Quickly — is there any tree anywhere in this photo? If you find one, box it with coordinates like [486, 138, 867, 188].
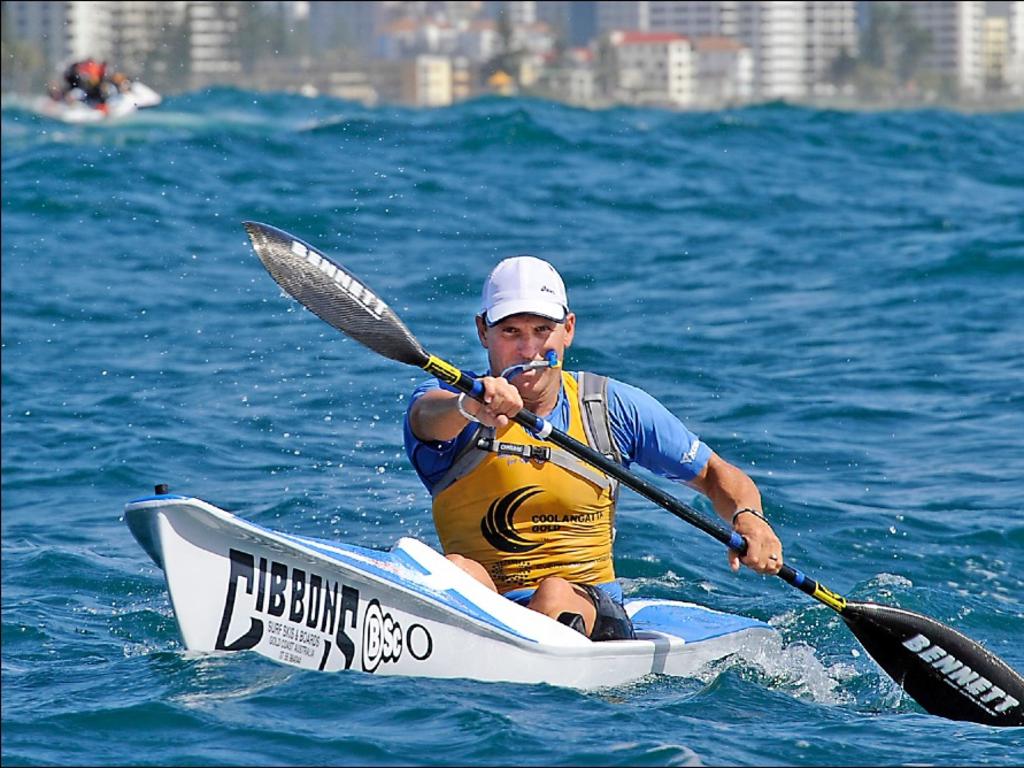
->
[895, 18, 931, 86]
[827, 46, 857, 88]
[858, 2, 932, 93]
[483, 7, 525, 87]
[497, 8, 514, 56]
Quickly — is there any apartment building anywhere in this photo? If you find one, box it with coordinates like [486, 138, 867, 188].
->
[649, 1, 739, 38]
[4, 0, 112, 66]
[693, 36, 754, 105]
[903, 0, 986, 95]
[495, 1, 536, 26]
[538, 47, 597, 106]
[597, 1, 650, 34]
[374, 54, 453, 106]
[735, 1, 856, 98]
[405, 54, 452, 106]
[106, 1, 187, 77]
[803, 1, 858, 93]
[187, 1, 242, 88]
[452, 55, 473, 101]
[377, 17, 460, 59]
[1011, 1, 1024, 94]
[601, 30, 694, 107]
[634, 1, 856, 99]
[983, 15, 1010, 88]
[458, 19, 501, 62]
[733, 1, 806, 98]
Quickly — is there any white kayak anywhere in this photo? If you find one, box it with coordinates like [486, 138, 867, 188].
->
[33, 81, 161, 124]
[125, 491, 776, 688]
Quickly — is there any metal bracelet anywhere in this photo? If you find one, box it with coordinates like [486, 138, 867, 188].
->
[456, 392, 480, 423]
[731, 507, 768, 526]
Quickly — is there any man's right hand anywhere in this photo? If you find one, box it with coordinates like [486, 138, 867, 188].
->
[459, 376, 523, 428]
[409, 377, 524, 442]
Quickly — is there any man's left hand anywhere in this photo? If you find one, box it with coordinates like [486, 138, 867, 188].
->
[729, 512, 783, 575]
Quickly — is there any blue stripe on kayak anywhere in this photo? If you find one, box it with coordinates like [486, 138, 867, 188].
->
[437, 589, 528, 639]
[287, 533, 400, 565]
[627, 601, 768, 643]
[280, 534, 420, 585]
[382, 546, 431, 576]
[280, 533, 533, 642]
[128, 494, 188, 503]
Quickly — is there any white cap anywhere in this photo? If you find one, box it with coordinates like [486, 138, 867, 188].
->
[481, 256, 568, 326]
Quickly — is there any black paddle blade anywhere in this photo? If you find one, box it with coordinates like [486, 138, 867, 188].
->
[841, 601, 1023, 726]
[244, 222, 429, 367]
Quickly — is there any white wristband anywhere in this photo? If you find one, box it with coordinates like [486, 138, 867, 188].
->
[456, 392, 480, 423]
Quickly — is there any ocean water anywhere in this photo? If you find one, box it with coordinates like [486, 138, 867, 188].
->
[2, 89, 1022, 766]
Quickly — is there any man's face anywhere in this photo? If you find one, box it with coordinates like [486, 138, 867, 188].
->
[477, 312, 575, 397]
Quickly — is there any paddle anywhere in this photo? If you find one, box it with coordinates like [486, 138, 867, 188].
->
[244, 221, 1024, 727]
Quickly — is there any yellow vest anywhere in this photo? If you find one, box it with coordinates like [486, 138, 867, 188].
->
[431, 371, 617, 593]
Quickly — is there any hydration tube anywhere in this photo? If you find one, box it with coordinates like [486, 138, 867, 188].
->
[499, 349, 560, 381]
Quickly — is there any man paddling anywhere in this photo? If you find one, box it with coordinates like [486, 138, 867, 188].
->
[403, 256, 782, 641]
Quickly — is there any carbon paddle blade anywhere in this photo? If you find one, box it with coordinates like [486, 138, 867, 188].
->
[841, 601, 1023, 726]
[244, 221, 430, 367]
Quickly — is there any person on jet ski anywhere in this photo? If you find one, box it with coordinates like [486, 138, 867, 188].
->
[61, 59, 108, 105]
